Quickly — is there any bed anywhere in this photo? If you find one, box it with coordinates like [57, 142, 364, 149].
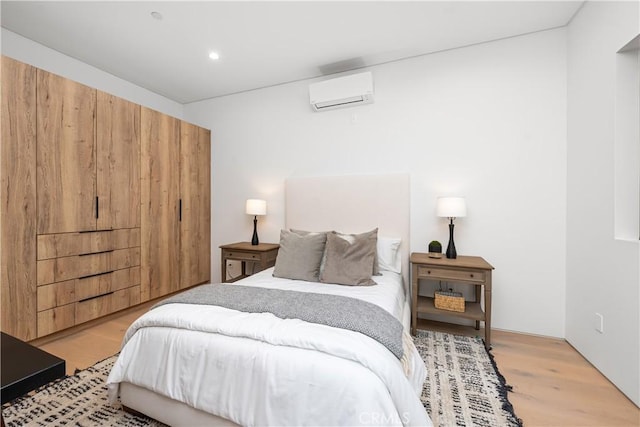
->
[107, 174, 431, 426]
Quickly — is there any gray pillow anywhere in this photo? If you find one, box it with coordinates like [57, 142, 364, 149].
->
[290, 228, 380, 276]
[333, 228, 380, 276]
[273, 229, 327, 282]
[320, 231, 377, 286]
[290, 229, 329, 272]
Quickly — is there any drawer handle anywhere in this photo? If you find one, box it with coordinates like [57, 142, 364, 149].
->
[78, 270, 114, 280]
[78, 291, 114, 303]
[470, 274, 474, 278]
[79, 249, 114, 257]
[79, 229, 114, 234]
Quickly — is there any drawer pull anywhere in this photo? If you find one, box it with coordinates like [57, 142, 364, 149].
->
[470, 274, 474, 278]
[78, 291, 114, 303]
[79, 229, 114, 233]
[79, 249, 114, 257]
[78, 270, 114, 280]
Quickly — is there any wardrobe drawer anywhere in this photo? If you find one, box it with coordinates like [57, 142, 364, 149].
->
[37, 266, 141, 310]
[37, 228, 140, 260]
[37, 247, 140, 285]
[75, 267, 140, 302]
[37, 280, 76, 311]
[37, 304, 75, 337]
[75, 286, 140, 325]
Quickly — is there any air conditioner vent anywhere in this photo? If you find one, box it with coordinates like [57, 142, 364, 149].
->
[309, 72, 374, 112]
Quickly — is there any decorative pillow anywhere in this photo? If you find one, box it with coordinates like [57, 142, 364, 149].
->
[333, 228, 380, 275]
[320, 231, 377, 286]
[377, 236, 402, 274]
[290, 229, 329, 272]
[273, 229, 327, 282]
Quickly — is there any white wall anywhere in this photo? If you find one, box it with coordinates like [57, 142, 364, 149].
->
[566, 1, 640, 406]
[185, 28, 568, 338]
[1, 29, 183, 118]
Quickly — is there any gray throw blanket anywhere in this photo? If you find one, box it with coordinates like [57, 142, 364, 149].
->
[153, 284, 404, 359]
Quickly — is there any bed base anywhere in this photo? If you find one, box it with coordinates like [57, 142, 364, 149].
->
[120, 382, 239, 427]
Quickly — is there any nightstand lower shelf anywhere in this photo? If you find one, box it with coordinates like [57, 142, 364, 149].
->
[416, 296, 484, 321]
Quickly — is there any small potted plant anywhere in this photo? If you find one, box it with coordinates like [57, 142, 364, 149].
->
[428, 240, 442, 258]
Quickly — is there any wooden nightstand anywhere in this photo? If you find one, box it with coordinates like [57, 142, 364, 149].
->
[220, 242, 279, 283]
[410, 253, 494, 349]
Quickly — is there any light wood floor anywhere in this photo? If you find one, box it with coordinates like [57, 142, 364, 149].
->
[32, 306, 639, 427]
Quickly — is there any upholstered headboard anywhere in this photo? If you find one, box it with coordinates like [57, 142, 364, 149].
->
[285, 174, 410, 293]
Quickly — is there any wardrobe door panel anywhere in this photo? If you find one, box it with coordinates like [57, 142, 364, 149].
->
[37, 70, 96, 234]
[180, 122, 211, 288]
[1, 56, 37, 340]
[96, 92, 140, 230]
[141, 107, 180, 301]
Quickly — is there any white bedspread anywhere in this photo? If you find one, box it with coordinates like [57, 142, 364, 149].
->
[107, 270, 430, 426]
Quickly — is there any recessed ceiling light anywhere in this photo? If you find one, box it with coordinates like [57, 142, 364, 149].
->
[151, 11, 163, 20]
[208, 51, 220, 61]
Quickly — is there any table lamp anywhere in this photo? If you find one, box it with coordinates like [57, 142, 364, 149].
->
[436, 197, 467, 259]
[246, 199, 266, 245]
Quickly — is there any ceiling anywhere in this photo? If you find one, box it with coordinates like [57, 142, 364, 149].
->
[1, 1, 583, 104]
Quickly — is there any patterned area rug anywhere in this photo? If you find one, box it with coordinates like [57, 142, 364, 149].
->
[415, 330, 522, 427]
[2, 331, 521, 426]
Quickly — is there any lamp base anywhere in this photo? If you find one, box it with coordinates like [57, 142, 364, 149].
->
[446, 221, 457, 259]
[251, 216, 259, 245]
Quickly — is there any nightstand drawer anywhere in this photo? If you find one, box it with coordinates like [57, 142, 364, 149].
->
[223, 251, 261, 261]
[417, 266, 485, 283]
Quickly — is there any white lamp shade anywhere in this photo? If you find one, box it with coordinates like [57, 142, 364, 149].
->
[246, 199, 267, 216]
[436, 197, 467, 218]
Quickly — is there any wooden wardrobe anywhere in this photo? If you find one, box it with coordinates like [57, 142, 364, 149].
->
[140, 109, 211, 302]
[1, 56, 211, 341]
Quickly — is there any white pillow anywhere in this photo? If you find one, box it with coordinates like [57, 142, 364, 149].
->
[377, 236, 402, 274]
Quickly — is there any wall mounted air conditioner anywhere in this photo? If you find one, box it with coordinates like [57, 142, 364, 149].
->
[309, 71, 374, 112]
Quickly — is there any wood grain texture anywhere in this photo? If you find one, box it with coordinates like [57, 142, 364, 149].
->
[96, 92, 140, 230]
[74, 266, 140, 301]
[75, 285, 140, 325]
[37, 247, 140, 285]
[37, 279, 76, 311]
[1, 56, 38, 341]
[37, 228, 140, 260]
[36, 266, 140, 312]
[140, 107, 180, 301]
[37, 303, 75, 337]
[179, 122, 211, 288]
[37, 70, 96, 234]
